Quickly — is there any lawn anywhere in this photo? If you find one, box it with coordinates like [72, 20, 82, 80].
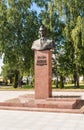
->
[0, 84, 84, 91]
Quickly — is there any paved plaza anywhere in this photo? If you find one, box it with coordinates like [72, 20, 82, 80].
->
[0, 110, 84, 130]
[0, 90, 84, 102]
[0, 90, 84, 130]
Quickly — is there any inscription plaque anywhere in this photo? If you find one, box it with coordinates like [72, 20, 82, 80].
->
[36, 56, 47, 66]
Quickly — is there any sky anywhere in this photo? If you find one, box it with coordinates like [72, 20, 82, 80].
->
[31, 3, 40, 14]
[31, 2, 44, 15]
[0, 58, 3, 73]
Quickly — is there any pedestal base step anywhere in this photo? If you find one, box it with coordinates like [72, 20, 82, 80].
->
[0, 106, 84, 114]
[0, 96, 82, 110]
[35, 98, 81, 109]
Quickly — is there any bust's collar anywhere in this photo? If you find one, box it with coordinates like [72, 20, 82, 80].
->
[40, 37, 46, 40]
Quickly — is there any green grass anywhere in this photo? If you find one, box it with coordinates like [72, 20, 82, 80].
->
[0, 84, 84, 91]
[0, 85, 34, 91]
[65, 84, 84, 89]
[52, 84, 84, 89]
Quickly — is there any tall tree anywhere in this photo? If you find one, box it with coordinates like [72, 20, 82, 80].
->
[36, 1, 67, 88]
[54, 0, 84, 87]
[34, 0, 84, 88]
[0, 0, 39, 87]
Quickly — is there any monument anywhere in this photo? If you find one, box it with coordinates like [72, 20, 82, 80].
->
[31, 24, 55, 99]
[0, 25, 82, 114]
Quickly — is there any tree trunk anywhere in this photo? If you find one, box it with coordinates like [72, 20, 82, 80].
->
[74, 65, 79, 88]
[74, 48, 79, 88]
[18, 76, 22, 87]
[55, 68, 59, 88]
[60, 75, 64, 88]
[13, 70, 19, 88]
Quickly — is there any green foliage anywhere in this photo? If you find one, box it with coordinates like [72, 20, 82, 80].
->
[22, 84, 34, 89]
[1, 63, 14, 81]
[53, 0, 84, 88]
[35, 0, 84, 88]
[0, 0, 84, 89]
[0, 0, 39, 87]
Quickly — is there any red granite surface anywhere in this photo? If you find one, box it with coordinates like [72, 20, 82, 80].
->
[35, 50, 52, 99]
[0, 94, 84, 114]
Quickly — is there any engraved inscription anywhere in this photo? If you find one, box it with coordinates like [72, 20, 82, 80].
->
[36, 56, 47, 66]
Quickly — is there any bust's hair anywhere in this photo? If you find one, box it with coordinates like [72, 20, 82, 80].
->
[39, 24, 47, 31]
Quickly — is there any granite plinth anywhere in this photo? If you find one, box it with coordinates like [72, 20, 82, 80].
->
[35, 50, 52, 99]
[0, 94, 84, 114]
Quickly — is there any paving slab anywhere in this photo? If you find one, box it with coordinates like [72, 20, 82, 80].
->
[0, 110, 84, 130]
[0, 91, 34, 102]
[0, 90, 84, 102]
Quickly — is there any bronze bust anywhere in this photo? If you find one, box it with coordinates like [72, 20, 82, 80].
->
[31, 25, 55, 51]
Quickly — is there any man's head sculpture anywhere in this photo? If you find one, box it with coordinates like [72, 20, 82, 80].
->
[39, 25, 47, 37]
[39, 24, 46, 31]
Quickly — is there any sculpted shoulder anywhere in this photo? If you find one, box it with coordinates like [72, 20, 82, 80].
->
[46, 38, 53, 43]
[31, 39, 40, 50]
[33, 39, 40, 44]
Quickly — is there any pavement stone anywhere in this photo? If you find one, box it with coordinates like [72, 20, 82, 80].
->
[0, 91, 84, 130]
[0, 110, 84, 130]
[0, 91, 84, 102]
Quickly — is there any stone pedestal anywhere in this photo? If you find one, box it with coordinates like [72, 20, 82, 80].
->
[35, 50, 52, 99]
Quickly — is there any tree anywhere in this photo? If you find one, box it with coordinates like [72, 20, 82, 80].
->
[0, 0, 39, 87]
[34, 0, 84, 88]
[54, 0, 84, 88]
[0, 0, 7, 55]
[35, 1, 67, 88]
